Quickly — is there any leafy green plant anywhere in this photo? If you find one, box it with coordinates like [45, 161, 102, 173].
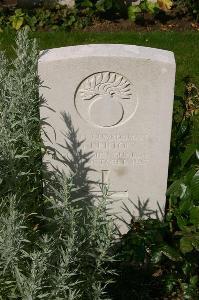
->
[0, 2, 125, 32]
[9, 9, 25, 30]
[76, 0, 125, 20]
[115, 79, 199, 299]
[128, 5, 142, 22]
[127, 0, 174, 22]
[128, 0, 159, 22]
[0, 4, 90, 32]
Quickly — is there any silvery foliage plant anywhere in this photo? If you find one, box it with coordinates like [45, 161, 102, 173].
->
[0, 29, 116, 299]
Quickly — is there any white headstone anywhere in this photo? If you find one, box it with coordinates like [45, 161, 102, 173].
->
[39, 44, 175, 232]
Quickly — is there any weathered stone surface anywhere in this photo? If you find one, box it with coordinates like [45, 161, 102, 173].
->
[39, 44, 175, 232]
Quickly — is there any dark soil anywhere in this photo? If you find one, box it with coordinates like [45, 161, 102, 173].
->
[81, 15, 199, 32]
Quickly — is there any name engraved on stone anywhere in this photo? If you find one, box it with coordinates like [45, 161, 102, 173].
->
[79, 133, 150, 143]
[75, 71, 138, 128]
[80, 132, 149, 167]
[90, 153, 149, 167]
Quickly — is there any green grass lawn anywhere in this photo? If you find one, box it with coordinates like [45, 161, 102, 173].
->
[1, 31, 198, 95]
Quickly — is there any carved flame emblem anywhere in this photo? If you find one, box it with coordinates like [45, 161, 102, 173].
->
[75, 71, 138, 128]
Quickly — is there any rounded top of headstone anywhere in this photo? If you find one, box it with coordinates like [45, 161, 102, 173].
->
[39, 44, 175, 66]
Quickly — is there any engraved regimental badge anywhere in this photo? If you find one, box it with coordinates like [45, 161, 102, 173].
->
[75, 71, 138, 128]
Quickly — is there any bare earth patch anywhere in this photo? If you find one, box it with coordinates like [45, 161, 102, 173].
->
[80, 16, 199, 32]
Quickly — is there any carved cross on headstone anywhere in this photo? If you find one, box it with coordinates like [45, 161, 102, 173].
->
[94, 170, 128, 200]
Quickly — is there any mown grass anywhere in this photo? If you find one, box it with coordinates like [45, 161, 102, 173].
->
[0, 31, 198, 95]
